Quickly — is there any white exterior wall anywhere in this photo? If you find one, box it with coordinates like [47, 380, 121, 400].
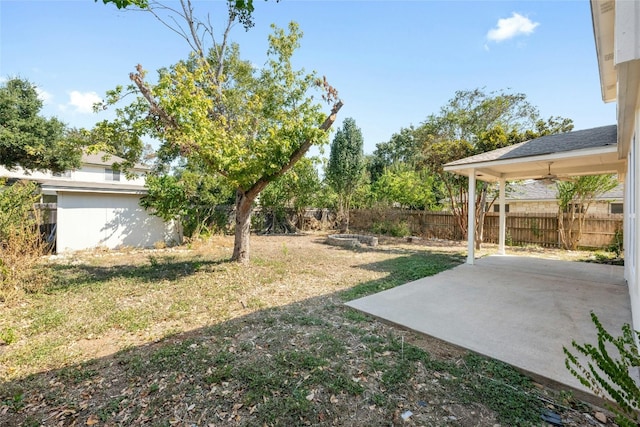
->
[626, 92, 640, 334]
[614, 0, 640, 334]
[0, 164, 145, 186]
[0, 166, 55, 181]
[73, 165, 146, 185]
[56, 192, 179, 252]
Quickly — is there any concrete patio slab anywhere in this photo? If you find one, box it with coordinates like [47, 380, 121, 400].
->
[346, 255, 632, 395]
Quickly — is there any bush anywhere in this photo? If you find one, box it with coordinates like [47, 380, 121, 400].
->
[371, 220, 411, 237]
[609, 228, 624, 258]
[0, 180, 50, 302]
[563, 312, 640, 427]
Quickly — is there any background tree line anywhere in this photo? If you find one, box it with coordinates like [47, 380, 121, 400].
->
[3, 0, 619, 269]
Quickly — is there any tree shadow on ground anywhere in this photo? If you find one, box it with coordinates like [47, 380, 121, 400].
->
[0, 250, 582, 427]
[45, 257, 228, 292]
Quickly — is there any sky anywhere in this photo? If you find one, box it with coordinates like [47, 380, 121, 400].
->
[0, 0, 616, 156]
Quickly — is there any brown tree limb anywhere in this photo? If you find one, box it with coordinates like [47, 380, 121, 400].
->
[245, 100, 343, 201]
[129, 65, 178, 131]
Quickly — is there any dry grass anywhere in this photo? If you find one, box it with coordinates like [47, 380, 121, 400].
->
[0, 234, 610, 426]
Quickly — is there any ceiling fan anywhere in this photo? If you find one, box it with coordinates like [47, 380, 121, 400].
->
[534, 162, 575, 185]
[534, 162, 558, 185]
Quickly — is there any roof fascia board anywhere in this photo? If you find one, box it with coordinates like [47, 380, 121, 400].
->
[591, 0, 617, 102]
[42, 186, 146, 195]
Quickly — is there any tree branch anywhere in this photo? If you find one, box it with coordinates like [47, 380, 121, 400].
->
[245, 100, 343, 200]
[129, 65, 178, 130]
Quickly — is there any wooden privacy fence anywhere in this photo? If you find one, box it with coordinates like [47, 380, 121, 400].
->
[349, 209, 624, 249]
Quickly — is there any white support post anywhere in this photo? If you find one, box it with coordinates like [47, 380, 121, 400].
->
[467, 169, 476, 264]
[498, 178, 506, 255]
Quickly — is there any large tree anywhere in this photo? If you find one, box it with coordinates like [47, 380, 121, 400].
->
[325, 117, 365, 232]
[368, 127, 418, 183]
[0, 78, 84, 173]
[417, 88, 574, 247]
[372, 164, 437, 210]
[95, 4, 341, 263]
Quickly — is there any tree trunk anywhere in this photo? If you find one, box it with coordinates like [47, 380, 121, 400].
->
[232, 189, 254, 263]
[337, 196, 348, 233]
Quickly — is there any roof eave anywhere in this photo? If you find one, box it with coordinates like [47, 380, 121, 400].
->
[444, 145, 622, 182]
[591, 0, 617, 103]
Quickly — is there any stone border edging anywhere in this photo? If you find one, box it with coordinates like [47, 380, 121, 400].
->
[326, 234, 378, 248]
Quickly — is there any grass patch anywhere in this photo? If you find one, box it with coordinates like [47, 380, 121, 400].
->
[453, 353, 544, 426]
[340, 251, 464, 301]
[106, 307, 154, 332]
[0, 235, 597, 426]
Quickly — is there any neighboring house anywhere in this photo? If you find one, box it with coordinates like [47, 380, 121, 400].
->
[0, 152, 180, 253]
[494, 180, 624, 215]
[592, 0, 640, 336]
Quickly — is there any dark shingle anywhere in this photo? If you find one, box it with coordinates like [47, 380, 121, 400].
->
[446, 125, 617, 167]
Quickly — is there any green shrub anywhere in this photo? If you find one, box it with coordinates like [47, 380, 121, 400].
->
[609, 228, 623, 258]
[563, 312, 640, 427]
[371, 220, 410, 237]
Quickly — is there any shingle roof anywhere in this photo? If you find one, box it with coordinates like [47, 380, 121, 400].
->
[445, 125, 617, 167]
[81, 151, 149, 171]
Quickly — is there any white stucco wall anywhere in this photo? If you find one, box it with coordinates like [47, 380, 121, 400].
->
[56, 192, 179, 252]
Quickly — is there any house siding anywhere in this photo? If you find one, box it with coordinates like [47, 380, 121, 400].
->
[1, 153, 179, 253]
[56, 192, 179, 252]
[507, 200, 616, 215]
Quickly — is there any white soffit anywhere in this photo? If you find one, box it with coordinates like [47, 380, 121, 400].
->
[591, 0, 616, 103]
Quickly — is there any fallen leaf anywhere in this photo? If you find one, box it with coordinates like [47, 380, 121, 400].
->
[595, 412, 607, 423]
[330, 395, 338, 404]
[306, 392, 315, 401]
[86, 414, 100, 425]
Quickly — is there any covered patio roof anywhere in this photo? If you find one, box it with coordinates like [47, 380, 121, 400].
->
[442, 124, 625, 264]
[443, 125, 625, 182]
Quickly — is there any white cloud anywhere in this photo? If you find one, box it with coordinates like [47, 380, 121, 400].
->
[36, 87, 53, 104]
[487, 12, 539, 43]
[67, 90, 102, 114]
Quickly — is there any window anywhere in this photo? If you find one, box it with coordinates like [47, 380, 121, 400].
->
[42, 194, 58, 204]
[610, 203, 623, 214]
[52, 170, 71, 178]
[105, 168, 121, 182]
[493, 204, 509, 213]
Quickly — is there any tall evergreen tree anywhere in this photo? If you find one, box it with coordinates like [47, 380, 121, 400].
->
[326, 117, 364, 231]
